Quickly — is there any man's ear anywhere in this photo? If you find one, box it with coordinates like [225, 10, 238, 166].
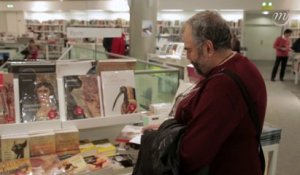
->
[203, 40, 215, 57]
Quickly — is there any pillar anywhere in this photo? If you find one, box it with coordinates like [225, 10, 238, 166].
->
[129, 0, 157, 60]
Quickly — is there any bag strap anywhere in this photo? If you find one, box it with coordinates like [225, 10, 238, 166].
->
[221, 69, 265, 174]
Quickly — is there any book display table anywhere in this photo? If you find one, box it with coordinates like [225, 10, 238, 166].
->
[261, 122, 282, 175]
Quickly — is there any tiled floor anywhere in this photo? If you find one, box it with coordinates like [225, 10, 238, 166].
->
[253, 60, 300, 175]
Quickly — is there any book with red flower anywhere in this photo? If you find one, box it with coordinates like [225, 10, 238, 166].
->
[63, 74, 102, 120]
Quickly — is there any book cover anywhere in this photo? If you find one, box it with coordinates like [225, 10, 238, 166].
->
[83, 153, 111, 172]
[60, 153, 88, 175]
[115, 125, 143, 143]
[92, 139, 117, 157]
[79, 140, 97, 158]
[1, 134, 30, 161]
[0, 73, 15, 124]
[29, 130, 56, 157]
[2, 158, 32, 175]
[96, 59, 136, 74]
[160, 44, 169, 55]
[19, 73, 59, 122]
[55, 128, 80, 153]
[0, 161, 4, 174]
[109, 154, 134, 169]
[30, 154, 64, 175]
[63, 75, 102, 120]
[101, 70, 137, 116]
[174, 42, 184, 56]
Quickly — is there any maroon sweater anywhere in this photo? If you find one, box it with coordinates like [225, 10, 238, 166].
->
[175, 53, 267, 175]
[273, 36, 290, 57]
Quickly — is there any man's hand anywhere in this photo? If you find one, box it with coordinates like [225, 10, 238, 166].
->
[142, 124, 160, 133]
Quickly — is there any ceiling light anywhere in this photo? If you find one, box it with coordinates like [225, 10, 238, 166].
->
[6, 4, 14, 8]
[262, 11, 269, 15]
[161, 9, 184, 12]
[194, 9, 205, 12]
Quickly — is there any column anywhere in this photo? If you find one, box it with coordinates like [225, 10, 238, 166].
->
[129, 0, 157, 60]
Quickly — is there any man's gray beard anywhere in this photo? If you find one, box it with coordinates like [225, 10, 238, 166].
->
[191, 61, 206, 77]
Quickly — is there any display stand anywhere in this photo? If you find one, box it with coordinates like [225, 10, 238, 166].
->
[293, 54, 300, 84]
[263, 144, 279, 175]
[147, 53, 190, 82]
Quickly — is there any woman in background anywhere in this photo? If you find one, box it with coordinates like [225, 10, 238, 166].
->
[26, 39, 39, 60]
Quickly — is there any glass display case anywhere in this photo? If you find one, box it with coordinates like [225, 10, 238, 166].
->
[59, 45, 180, 111]
[1, 45, 180, 113]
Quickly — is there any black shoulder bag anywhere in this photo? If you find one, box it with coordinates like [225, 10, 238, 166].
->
[222, 69, 265, 174]
[132, 69, 265, 175]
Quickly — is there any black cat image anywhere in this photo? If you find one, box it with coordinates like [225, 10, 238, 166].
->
[11, 140, 27, 159]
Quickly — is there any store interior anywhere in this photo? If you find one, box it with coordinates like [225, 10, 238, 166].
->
[0, 0, 300, 175]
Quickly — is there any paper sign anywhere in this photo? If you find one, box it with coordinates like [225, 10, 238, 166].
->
[67, 27, 122, 38]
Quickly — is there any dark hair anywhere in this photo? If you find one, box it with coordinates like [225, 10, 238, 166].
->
[284, 29, 293, 34]
[184, 10, 232, 51]
[35, 81, 55, 96]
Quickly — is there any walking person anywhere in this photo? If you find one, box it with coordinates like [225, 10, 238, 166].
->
[271, 29, 293, 81]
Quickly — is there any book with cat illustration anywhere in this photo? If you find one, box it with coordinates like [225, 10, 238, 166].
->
[1, 133, 30, 161]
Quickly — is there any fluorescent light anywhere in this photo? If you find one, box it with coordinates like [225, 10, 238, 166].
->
[219, 9, 244, 12]
[6, 4, 14, 8]
[31, 2, 50, 12]
[262, 2, 267, 6]
[161, 9, 184, 12]
[87, 10, 105, 12]
[262, 11, 269, 15]
[194, 9, 205, 12]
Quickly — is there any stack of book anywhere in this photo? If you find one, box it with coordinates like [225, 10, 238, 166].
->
[92, 139, 117, 157]
[55, 128, 80, 159]
[260, 122, 282, 146]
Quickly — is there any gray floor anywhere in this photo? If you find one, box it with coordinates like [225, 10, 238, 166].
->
[253, 60, 300, 175]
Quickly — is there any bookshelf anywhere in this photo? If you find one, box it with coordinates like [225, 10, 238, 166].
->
[157, 20, 183, 42]
[26, 19, 66, 38]
[26, 20, 66, 59]
[25, 18, 130, 59]
[287, 19, 300, 43]
[66, 19, 129, 43]
[156, 19, 243, 42]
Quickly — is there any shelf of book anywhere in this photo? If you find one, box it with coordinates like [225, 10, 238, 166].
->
[286, 19, 300, 43]
[62, 113, 143, 130]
